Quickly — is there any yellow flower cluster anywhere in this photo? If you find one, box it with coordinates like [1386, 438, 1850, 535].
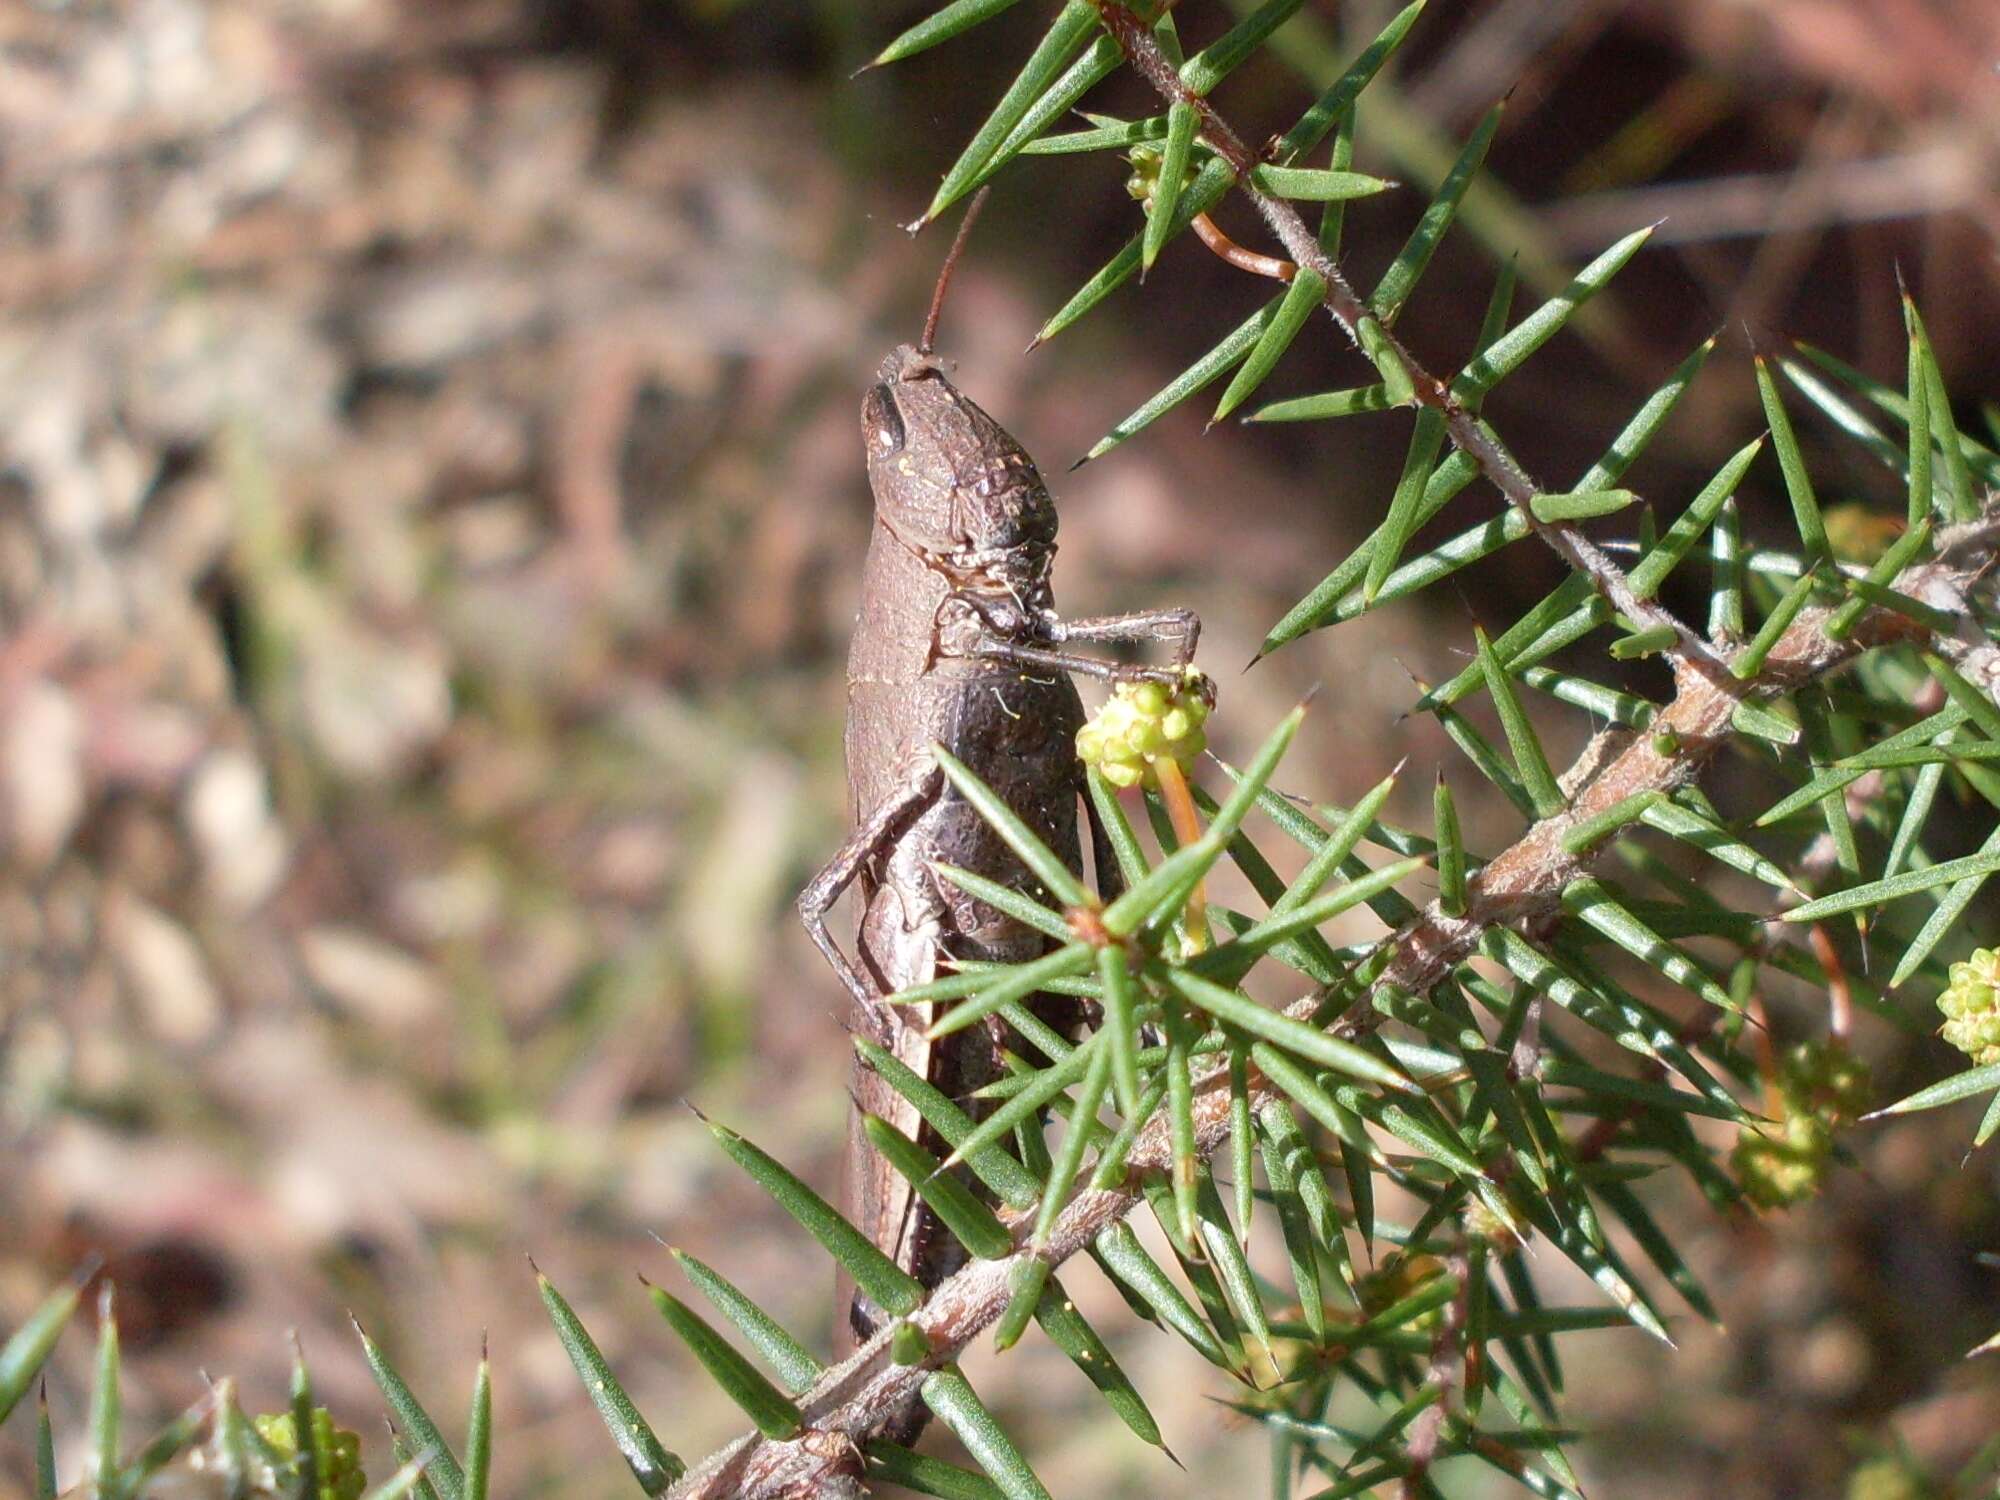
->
[1940, 947, 2000, 1066]
[1731, 1038, 1872, 1210]
[254, 1409, 366, 1500]
[1076, 671, 1213, 789]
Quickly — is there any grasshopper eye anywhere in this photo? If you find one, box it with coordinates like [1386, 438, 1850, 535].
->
[863, 383, 905, 455]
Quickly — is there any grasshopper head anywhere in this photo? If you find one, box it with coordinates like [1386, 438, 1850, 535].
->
[860, 344, 1058, 575]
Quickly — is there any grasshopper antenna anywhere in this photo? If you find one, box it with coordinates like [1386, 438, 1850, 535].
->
[919, 187, 991, 356]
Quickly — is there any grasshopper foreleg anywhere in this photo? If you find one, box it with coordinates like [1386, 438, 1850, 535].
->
[797, 763, 944, 1010]
[1043, 606, 1200, 668]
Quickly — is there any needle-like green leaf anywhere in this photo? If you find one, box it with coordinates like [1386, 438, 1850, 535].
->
[921, 1367, 1053, 1500]
[1249, 165, 1392, 201]
[927, 944, 1095, 1040]
[1021, 112, 1166, 155]
[1754, 355, 1832, 568]
[536, 1268, 682, 1492]
[1476, 626, 1566, 818]
[1370, 103, 1501, 323]
[705, 1116, 924, 1317]
[1142, 101, 1199, 272]
[933, 746, 1088, 908]
[943, 1036, 1099, 1174]
[1246, 382, 1394, 423]
[462, 1347, 492, 1500]
[1364, 406, 1451, 602]
[1094, 1220, 1234, 1368]
[854, 1036, 1042, 1210]
[1757, 705, 1968, 824]
[666, 1248, 822, 1396]
[1867, 1063, 2000, 1120]
[87, 1287, 119, 1487]
[1529, 489, 1638, 524]
[1905, 295, 1975, 520]
[865, 1115, 1015, 1261]
[1730, 565, 1819, 679]
[647, 1286, 802, 1441]
[1213, 268, 1327, 424]
[1785, 848, 2000, 922]
[1260, 449, 1480, 652]
[863, 1441, 1007, 1500]
[930, 864, 1071, 940]
[1167, 969, 1417, 1092]
[1826, 516, 1933, 639]
[34, 1383, 55, 1500]
[1641, 791, 1796, 892]
[1453, 226, 1655, 401]
[1183, 0, 1312, 94]
[927, 2, 1098, 220]
[868, 0, 1024, 68]
[1031, 1276, 1164, 1447]
[357, 1320, 465, 1500]
[1890, 822, 2000, 987]
[0, 1266, 89, 1427]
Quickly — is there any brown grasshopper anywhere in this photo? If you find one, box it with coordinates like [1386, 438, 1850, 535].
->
[797, 205, 1199, 1419]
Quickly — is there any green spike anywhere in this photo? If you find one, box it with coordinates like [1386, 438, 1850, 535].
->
[356, 1320, 465, 1500]
[536, 1267, 682, 1491]
[666, 1248, 821, 1395]
[853, 1035, 1041, 1209]
[1030, 1277, 1164, 1447]
[864, 1114, 1014, 1260]
[868, 0, 1023, 67]
[704, 1116, 923, 1318]
[1183, 0, 1312, 93]
[1476, 626, 1566, 818]
[1021, 113, 1166, 155]
[932, 746, 1087, 907]
[1092, 1219, 1234, 1368]
[927, 944, 1095, 1040]
[1904, 295, 1976, 520]
[1142, 101, 1199, 272]
[1212, 268, 1327, 424]
[1249, 166, 1391, 201]
[1754, 355, 1832, 569]
[1530, 489, 1638, 524]
[463, 1348, 491, 1500]
[0, 1265, 90, 1427]
[1364, 407, 1451, 602]
[647, 1286, 802, 1441]
[1453, 226, 1656, 401]
[921, 1367, 1053, 1500]
[1370, 103, 1502, 323]
[926, 2, 1097, 221]
[1088, 290, 1272, 458]
[88, 1286, 120, 1486]
[1166, 969, 1418, 1092]
[1730, 565, 1819, 679]
[863, 1440, 1008, 1500]
[1891, 822, 2000, 988]
[1246, 382, 1393, 423]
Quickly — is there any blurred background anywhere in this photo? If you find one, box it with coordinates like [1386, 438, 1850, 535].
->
[2, 0, 1998, 1494]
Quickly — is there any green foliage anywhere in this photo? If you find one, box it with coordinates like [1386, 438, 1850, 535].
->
[6, 3, 1993, 1495]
